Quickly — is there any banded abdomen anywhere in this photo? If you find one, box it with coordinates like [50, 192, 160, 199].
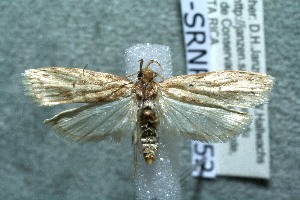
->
[139, 104, 159, 164]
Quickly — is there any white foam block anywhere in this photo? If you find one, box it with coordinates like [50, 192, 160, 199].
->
[125, 44, 181, 200]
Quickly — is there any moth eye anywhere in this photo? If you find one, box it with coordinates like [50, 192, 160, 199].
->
[138, 72, 143, 79]
[188, 84, 194, 87]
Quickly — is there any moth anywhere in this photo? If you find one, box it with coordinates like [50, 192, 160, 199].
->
[23, 59, 273, 173]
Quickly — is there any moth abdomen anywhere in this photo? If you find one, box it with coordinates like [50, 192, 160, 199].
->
[139, 105, 159, 164]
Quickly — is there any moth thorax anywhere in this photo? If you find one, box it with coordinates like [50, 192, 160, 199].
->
[140, 106, 159, 164]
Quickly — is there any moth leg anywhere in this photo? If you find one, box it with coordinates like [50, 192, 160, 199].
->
[132, 128, 138, 178]
[82, 64, 88, 76]
[133, 142, 138, 178]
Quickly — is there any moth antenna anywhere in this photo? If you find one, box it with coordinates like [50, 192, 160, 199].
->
[144, 59, 165, 81]
[145, 59, 163, 71]
[156, 73, 165, 82]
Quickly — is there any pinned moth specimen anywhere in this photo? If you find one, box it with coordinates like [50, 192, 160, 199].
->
[23, 59, 274, 173]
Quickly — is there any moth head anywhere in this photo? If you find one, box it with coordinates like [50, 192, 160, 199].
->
[137, 59, 161, 83]
[138, 68, 158, 83]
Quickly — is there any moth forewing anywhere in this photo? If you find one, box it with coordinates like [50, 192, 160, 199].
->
[23, 67, 132, 106]
[159, 70, 274, 108]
